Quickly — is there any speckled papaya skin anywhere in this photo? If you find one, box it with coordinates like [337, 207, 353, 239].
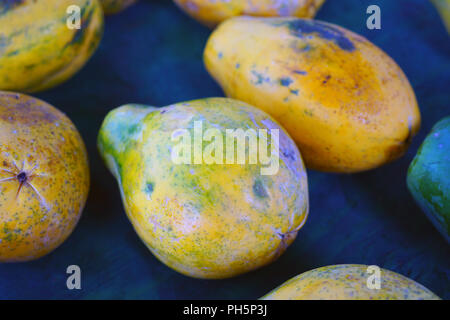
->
[261, 264, 440, 300]
[100, 0, 137, 15]
[98, 98, 309, 279]
[0, 0, 104, 93]
[407, 117, 450, 243]
[0, 91, 90, 262]
[174, 0, 325, 27]
[204, 17, 421, 173]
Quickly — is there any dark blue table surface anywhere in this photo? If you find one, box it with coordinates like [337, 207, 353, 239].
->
[0, 0, 449, 299]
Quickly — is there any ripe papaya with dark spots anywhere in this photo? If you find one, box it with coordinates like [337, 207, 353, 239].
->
[0, 91, 90, 262]
[0, 0, 103, 93]
[204, 17, 421, 172]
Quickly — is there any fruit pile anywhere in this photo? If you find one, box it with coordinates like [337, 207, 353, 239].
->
[0, 0, 448, 299]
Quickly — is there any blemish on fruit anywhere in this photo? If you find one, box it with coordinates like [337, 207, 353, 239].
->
[322, 75, 331, 84]
[146, 182, 154, 195]
[284, 19, 356, 52]
[293, 70, 307, 75]
[280, 77, 293, 87]
[253, 180, 268, 198]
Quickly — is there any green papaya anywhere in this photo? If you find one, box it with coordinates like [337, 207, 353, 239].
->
[407, 117, 450, 243]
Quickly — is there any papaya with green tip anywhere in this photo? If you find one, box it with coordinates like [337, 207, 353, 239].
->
[98, 98, 309, 279]
[261, 265, 440, 300]
[407, 117, 450, 243]
[0, 0, 103, 93]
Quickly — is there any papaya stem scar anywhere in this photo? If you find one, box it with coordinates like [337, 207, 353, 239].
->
[0, 160, 49, 210]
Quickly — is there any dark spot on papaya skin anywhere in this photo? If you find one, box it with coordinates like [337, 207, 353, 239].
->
[290, 89, 299, 95]
[160, 110, 167, 114]
[253, 180, 268, 198]
[251, 70, 270, 85]
[322, 75, 331, 84]
[146, 182, 154, 195]
[293, 70, 307, 75]
[6, 49, 19, 57]
[0, 0, 25, 16]
[277, 19, 356, 52]
[304, 109, 313, 117]
[280, 77, 293, 87]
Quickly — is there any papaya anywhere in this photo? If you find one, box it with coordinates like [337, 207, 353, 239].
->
[0, 0, 103, 93]
[173, 0, 325, 27]
[407, 117, 450, 243]
[98, 98, 309, 279]
[0, 91, 90, 262]
[204, 17, 421, 173]
[431, 0, 450, 33]
[261, 264, 440, 300]
[100, 0, 137, 15]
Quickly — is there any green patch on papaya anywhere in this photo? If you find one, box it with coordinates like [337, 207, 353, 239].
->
[407, 117, 450, 243]
[253, 180, 268, 198]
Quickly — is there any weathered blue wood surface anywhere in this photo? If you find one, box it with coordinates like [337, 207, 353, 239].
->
[0, 0, 449, 299]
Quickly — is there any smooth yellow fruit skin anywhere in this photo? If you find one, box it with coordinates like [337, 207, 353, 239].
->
[204, 17, 421, 173]
[0, 0, 104, 93]
[0, 91, 90, 262]
[100, 0, 137, 14]
[261, 265, 440, 300]
[174, 0, 325, 27]
[98, 98, 309, 279]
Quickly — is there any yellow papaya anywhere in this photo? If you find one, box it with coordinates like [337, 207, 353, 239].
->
[0, 91, 90, 262]
[261, 264, 440, 300]
[204, 17, 421, 173]
[0, 0, 103, 93]
[98, 98, 309, 279]
[100, 0, 137, 15]
[173, 0, 325, 27]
